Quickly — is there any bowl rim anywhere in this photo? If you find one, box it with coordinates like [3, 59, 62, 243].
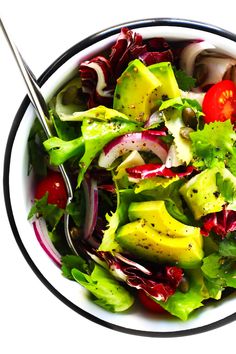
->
[3, 17, 236, 338]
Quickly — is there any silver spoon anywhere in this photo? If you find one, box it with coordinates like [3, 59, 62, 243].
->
[0, 18, 79, 255]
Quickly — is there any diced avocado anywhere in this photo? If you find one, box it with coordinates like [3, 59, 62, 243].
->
[113, 59, 161, 122]
[116, 219, 204, 269]
[148, 62, 180, 100]
[179, 167, 225, 220]
[128, 200, 200, 241]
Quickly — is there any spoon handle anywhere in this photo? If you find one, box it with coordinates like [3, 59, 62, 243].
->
[1, 18, 79, 255]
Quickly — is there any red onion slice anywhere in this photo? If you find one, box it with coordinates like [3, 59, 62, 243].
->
[126, 163, 194, 179]
[98, 132, 168, 168]
[82, 176, 99, 247]
[32, 218, 61, 267]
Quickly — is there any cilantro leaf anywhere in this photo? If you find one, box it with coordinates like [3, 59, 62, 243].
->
[216, 172, 236, 206]
[202, 253, 236, 288]
[61, 254, 92, 280]
[28, 193, 64, 230]
[219, 237, 236, 258]
[173, 67, 196, 91]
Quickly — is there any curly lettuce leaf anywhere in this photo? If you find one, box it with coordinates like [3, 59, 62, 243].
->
[71, 264, 134, 312]
[190, 120, 236, 174]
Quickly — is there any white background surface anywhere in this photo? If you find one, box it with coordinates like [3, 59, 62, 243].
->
[1, 0, 236, 353]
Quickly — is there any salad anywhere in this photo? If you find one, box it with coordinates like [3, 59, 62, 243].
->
[28, 27, 236, 320]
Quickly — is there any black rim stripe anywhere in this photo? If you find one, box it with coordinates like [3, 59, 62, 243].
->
[3, 18, 236, 337]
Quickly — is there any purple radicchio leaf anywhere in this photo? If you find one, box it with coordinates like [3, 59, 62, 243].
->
[95, 251, 183, 301]
[109, 27, 147, 78]
[201, 208, 236, 238]
[79, 56, 114, 108]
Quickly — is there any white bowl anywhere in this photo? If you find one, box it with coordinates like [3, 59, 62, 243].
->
[4, 18, 236, 337]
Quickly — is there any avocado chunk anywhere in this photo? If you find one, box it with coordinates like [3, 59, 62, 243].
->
[179, 167, 225, 220]
[128, 200, 200, 241]
[113, 59, 161, 122]
[148, 62, 180, 100]
[116, 219, 204, 269]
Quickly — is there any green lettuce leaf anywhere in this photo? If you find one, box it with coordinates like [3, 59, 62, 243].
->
[43, 136, 85, 166]
[71, 264, 134, 312]
[157, 270, 207, 320]
[190, 120, 236, 174]
[99, 189, 140, 252]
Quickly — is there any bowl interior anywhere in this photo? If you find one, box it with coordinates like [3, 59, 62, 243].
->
[6, 21, 236, 336]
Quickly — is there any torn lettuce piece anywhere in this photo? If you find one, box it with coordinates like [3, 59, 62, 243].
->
[71, 264, 134, 312]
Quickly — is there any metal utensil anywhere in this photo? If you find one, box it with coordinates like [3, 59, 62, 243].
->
[0, 17, 78, 255]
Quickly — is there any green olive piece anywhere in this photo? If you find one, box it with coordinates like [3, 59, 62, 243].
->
[182, 107, 197, 129]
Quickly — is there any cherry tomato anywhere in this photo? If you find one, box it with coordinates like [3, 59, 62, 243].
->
[138, 290, 166, 313]
[35, 171, 68, 209]
[202, 80, 236, 123]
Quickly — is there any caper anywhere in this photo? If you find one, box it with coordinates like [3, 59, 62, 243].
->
[182, 107, 197, 129]
[193, 63, 208, 86]
[180, 126, 194, 140]
[179, 276, 190, 293]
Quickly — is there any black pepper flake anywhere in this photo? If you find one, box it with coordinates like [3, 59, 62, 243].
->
[213, 191, 220, 198]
